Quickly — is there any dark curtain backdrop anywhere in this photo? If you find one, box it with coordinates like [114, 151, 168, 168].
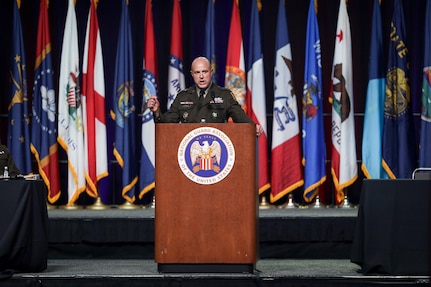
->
[0, 0, 427, 205]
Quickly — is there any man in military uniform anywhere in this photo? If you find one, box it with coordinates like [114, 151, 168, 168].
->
[0, 144, 22, 177]
[148, 56, 263, 136]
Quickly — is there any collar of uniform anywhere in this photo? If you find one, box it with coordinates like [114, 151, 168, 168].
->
[199, 88, 207, 98]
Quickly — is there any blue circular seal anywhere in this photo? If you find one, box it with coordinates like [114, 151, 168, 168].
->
[178, 127, 235, 185]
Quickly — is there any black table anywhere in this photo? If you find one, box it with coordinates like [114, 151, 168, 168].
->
[0, 179, 48, 272]
[351, 179, 431, 275]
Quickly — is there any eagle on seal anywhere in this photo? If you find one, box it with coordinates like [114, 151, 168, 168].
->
[190, 140, 221, 168]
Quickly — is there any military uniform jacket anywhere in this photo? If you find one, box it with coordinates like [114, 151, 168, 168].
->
[155, 83, 255, 124]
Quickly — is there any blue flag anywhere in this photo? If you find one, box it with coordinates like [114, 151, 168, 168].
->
[382, 0, 417, 178]
[419, 0, 431, 168]
[302, 0, 326, 202]
[112, 0, 138, 203]
[31, 0, 61, 203]
[361, 0, 388, 179]
[8, 0, 32, 175]
[204, 0, 216, 83]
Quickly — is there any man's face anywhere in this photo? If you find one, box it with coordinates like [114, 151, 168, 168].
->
[191, 60, 212, 89]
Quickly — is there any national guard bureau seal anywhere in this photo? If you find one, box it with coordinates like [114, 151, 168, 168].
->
[177, 127, 235, 185]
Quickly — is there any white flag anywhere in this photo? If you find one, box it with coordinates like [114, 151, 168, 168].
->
[330, 0, 357, 203]
[57, 0, 86, 205]
[82, 0, 108, 198]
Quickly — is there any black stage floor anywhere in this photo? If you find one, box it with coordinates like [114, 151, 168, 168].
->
[6, 259, 430, 287]
[2, 206, 430, 286]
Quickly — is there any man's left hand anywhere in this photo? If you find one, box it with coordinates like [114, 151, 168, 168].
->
[256, 125, 263, 137]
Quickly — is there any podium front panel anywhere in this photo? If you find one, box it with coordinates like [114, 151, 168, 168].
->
[155, 123, 258, 265]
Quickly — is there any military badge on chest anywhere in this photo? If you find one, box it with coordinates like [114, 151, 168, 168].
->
[209, 97, 223, 120]
[212, 97, 223, 104]
[183, 112, 189, 121]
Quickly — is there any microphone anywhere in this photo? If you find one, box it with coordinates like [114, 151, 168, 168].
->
[211, 91, 216, 101]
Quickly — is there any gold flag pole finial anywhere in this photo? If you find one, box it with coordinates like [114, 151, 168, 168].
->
[314, 0, 318, 14]
[17, 0, 21, 9]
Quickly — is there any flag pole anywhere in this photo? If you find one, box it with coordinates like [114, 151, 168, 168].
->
[87, 194, 109, 210]
[313, 195, 323, 208]
[311, 186, 324, 208]
[118, 200, 139, 210]
[281, 192, 296, 209]
[339, 189, 352, 208]
[61, 203, 83, 210]
[259, 191, 274, 209]
[147, 194, 155, 209]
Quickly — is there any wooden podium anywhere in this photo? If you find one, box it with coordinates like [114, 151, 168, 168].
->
[154, 123, 258, 273]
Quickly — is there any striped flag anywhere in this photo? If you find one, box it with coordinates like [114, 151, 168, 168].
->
[270, 0, 303, 203]
[167, 0, 185, 110]
[204, 0, 217, 83]
[247, 0, 269, 195]
[82, 0, 108, 198]
[302, 0, 326, 203]
[225, 0, 247, 113]
[361, 0, 388, 179]
[419, 0, 431, 168]
[8, 0, 32, 175]
[57, 0, 86, 205]
[112, 0, 138, 203]
[330, 0, 357, 203]
[139, 0, 157, 199]
[382, 0, 416, 178]
[31, 0, 61, 204]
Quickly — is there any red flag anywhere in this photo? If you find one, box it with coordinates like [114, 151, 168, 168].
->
[247, 0, 269, 194]
[167, 0, 185, 110]
[82, 0, 108, 197]
[225, 0, 247, 114]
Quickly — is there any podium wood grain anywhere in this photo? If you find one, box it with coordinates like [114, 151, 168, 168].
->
[155, 123, 258, 264]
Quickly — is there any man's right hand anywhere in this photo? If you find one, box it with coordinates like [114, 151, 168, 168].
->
[147, 96, 160, 118]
